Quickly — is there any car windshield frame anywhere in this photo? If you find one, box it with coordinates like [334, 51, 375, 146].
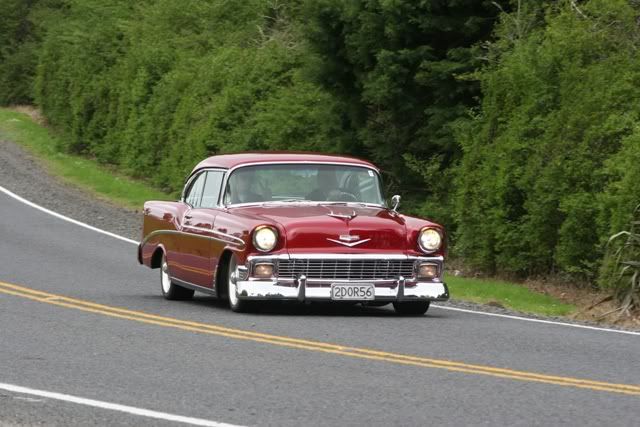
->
[221, 162, 386, 208]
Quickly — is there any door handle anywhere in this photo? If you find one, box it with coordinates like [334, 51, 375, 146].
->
[184, 215, 193, 220]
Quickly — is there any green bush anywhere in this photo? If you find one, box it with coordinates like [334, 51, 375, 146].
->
[27, 0, 346, 192]
[455, 0, 640, 282]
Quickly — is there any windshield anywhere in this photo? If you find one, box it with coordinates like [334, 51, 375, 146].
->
[223, 164, 384, 206]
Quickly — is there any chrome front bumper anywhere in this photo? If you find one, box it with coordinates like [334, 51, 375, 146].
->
[234, 276, 449, 302]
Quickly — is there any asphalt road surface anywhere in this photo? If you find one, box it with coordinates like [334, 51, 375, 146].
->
[1, 187, 639, 426]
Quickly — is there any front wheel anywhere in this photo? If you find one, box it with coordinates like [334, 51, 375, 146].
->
[227, 255, 253, 313]
[393, 301, 430, 316]
[160, 254, 194, 300]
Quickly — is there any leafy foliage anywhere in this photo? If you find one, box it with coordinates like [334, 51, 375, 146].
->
[605, 205, 640, 315]
[27, 0, 347, 190]
[454, 0, 640, 287]
[302, 0, 507, 221]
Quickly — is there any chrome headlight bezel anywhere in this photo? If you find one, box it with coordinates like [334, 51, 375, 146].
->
[252, 225, 278, 252]
[418, 227, 442, 254]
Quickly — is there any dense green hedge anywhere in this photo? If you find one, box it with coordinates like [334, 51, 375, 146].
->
[1, 0, 639, 291]
[31, 0, 350, 190]
[455, 0, 640, 282]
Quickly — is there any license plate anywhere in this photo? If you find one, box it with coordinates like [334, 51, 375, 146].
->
[331, 284, 375, 300]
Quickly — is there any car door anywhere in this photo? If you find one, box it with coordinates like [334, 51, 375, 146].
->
[177, 169, 225, 288]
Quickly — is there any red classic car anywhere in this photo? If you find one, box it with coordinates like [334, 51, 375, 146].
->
[138, 153, 448, 315]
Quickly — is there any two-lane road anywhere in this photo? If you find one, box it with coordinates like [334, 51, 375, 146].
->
[0, 187, 639, 426]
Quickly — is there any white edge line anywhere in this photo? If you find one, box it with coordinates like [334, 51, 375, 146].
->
[0, 382, 244, 427]
[431, 305, 640, 336]
[1, 183, 638, 337]
[0, 185, 138, 245]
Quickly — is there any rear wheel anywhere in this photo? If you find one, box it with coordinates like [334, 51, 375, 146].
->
[227, 255, 253, 313]
[393, 301, 430, 316]
[160, 254, 194, 300]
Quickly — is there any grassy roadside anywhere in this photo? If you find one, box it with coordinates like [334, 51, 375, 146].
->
[0, 107, 576, 317]
[445, 275, 575, 316]
[0, 108, 170, 210]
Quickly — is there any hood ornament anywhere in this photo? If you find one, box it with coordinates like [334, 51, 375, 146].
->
[327, 210, 357, 221]
[327, 235, 371, 247]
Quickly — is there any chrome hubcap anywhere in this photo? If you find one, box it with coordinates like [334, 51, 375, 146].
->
[161, 259, 171, 294]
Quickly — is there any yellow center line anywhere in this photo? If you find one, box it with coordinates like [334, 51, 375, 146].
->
[1, 280, 639, 396]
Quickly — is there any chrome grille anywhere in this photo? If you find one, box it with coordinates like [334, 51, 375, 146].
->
[277, 259, 415, 280]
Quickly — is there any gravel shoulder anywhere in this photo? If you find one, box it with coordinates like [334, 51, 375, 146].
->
[1, 138, 638, 332]
[0, 139, 140, 241]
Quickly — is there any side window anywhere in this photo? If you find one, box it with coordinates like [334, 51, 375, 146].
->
[185, 172, 206, 207]
[201, 170, 224, 208]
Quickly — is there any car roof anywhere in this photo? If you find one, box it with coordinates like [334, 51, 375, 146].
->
[191, 152, 379, 174]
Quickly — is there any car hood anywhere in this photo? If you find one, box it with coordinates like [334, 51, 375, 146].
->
[232, 204, 409, 254]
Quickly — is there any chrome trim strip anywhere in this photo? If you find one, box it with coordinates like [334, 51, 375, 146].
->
[170, 276, 217, 297]
[250, 253, 443, 261]
[247, 253, 443, 261]
[227, 201, 386, 209]
[181, 224, 246, 246]
[140, 229, 246, 250]
[227, 161, 380, 173]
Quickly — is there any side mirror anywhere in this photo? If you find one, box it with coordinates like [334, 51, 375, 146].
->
[391, 195, 401, 212]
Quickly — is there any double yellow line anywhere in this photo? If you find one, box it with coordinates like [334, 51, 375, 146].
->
[1, 280, 639, 397]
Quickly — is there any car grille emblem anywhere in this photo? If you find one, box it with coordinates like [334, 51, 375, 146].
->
[327, 235, 371, 247]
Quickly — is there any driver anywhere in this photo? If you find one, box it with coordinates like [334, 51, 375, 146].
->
[231, 172, 263, 203]
[306, 169, 338, 201]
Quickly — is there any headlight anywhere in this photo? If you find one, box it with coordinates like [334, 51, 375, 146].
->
[253, 226, 278, 252]
[418, 228, 442, 253]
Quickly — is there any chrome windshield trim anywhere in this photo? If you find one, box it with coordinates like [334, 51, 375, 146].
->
[220, 162, 384, 209]
[226, 201, 386, 209]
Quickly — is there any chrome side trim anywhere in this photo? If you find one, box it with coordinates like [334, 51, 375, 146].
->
[181, 224, 246, 246]
[170, 276, 217, 297]
[140, 229, 246, 250]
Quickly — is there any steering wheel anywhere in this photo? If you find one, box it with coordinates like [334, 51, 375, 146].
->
[327, 189, 358, 202]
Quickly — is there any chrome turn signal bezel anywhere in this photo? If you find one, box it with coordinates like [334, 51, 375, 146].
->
[417, 262, 439, 280]
[253, 262, 275, 278]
